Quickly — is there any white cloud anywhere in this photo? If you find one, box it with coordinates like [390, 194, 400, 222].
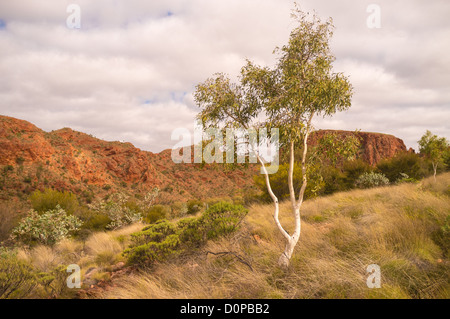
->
[0, 0, 448, 152]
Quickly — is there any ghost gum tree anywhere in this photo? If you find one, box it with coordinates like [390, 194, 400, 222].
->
[418, 130, 449, 181]
[194, 9, 353, 268]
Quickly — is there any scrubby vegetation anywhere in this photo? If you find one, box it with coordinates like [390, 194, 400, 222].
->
[355, 172, 390, 189]
[0, 130, 448, 299]
[254, 150, 441, 202]
[0, 173, 447, 299]
[124, 202, 247, 265]
[100, 173, 450, 299]
[11, 205, 83, 246]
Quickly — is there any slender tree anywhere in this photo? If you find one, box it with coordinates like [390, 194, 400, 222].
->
[418, 130, 449, 181]
[194, 9, 353, 267]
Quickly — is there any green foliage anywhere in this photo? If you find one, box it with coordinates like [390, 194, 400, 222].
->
[376, 152, 428, 183]
[444, 150, 450, 171]
[139, 187, 160, 212]
[396, 173, 418, 184]
[125, 202, 248, 265]
[430, 215, 450, 258]
[418, 131, 449, 177]
[81, 212, 112, 231]
[254, 163, 324, 201]
[341, 159, 372, 189]
[418, 131, 449, 162]
[37, 265, 69, 298]
[30, 188, 79, 215]
[187, 199, 204, 215]
[193, 8, 353, 230]
[355, 172, 390, 189]
[200, 202, 248, 239]
[0, 248, 37, 299]
[170, 201, 188, 217]
[320, 166, 346, 195]
[312, 132, 361, 166]
[11, 205, 83, 246]
[143, 205, 170, 224]
[125, 220, 180, 265]
[89, 193, 142, 230]
[15, 156, 25, 165]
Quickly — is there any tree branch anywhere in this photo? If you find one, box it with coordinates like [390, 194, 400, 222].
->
[205, 250, 253, 271]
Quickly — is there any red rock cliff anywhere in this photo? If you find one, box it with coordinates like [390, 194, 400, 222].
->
[309, 129, 408, 165]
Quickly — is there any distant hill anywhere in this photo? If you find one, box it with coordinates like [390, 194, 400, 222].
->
[308, 129, 411, 165]
[0, 115, 409, 203]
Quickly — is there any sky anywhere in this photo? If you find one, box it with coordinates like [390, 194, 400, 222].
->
[0, 0, 449, 152]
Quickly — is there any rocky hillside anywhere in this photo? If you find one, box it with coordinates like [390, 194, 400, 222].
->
[309, 129, 410, 165]
[0, 115, 409, 203]
[0, 115, 258, 203]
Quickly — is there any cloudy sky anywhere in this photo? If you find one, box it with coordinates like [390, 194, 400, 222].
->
[0, 0, 449, 152]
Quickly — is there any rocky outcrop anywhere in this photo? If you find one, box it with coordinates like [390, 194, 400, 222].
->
[309, 129, 408, 165]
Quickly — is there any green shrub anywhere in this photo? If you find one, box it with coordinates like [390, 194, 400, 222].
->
[30, 188, 79, 215]
[37, 265, 69, 298]
[254, 163, 324, 202]
[125, 202, 248, 265]
[177, 217, 205, 248]
[143, 205, 170, 224]
[15, 156, 25, 165]
[0, 248, 37, 299]
[376, 152, 428, 182]
[11, 205, 83, 246]
[170, 202, 188, 217]
[200, 202, 248, 239]
[341, 159, 372, 189]
[187, 199, 203, 215]
[355, 172, 390, 189]
[396, 173, 418, 184]
[320, 166, 346, 195]
[81, 212, 112, 231]
[89, 193, 142, 230]
[125, 220, 180, 265]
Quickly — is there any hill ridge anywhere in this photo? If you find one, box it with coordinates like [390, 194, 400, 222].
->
[0, 115, 408, 202]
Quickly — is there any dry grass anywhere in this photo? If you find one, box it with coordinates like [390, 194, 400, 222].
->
[17, 222, 144, 276]
[13, 174, 449, 299]
[100, 173, 450, 299]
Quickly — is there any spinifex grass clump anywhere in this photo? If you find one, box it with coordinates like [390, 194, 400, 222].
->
[124, 202, 247, 265]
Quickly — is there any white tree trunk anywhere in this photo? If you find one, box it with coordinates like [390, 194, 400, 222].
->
[257, 114, 313, 269]
[278, 207, 301, 268]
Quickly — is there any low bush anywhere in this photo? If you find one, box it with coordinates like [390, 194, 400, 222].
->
[170, 202, 188, 217]
[124, 202, 248, 265]
[11, 205, 83, 246]
[89, 193, 142, 230]
[355, 172, 390, 189]
[396, 173, 418, 184]
[143, 205, 170, 224]
[341, 159, 372, 189]
[254, 163, 324, 202]
[376, 152, 428, 182]
[30, 188, 79, 215]
[187, 199, 203, 215]
[81, 212, 112, 231]
[0, 248, 37, 299]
